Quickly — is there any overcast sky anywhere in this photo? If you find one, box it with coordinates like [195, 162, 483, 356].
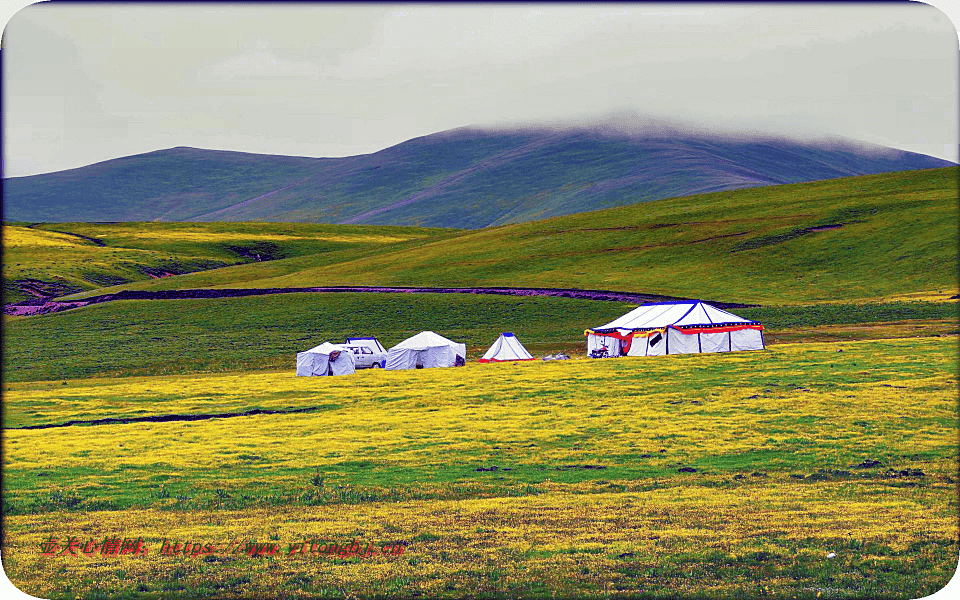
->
[2, 2, 958, 178]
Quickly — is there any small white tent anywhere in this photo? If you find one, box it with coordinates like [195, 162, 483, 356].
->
[296, 342, 356, 376]
[385, 331, 466, 370]
[479, 332, 535, 363]
[586, 301, 764, 357]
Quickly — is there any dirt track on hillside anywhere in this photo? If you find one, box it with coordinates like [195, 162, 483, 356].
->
[3, 285, 757, 317]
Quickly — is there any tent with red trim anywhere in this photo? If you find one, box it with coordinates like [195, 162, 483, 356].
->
[479, 332, 535, 363]
[585, 301, 764, 357]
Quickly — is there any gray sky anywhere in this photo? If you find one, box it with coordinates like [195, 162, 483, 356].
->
[2, 2, 958, 178]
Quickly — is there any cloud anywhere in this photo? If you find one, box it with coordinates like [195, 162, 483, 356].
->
[333, 5, 628, 78]
[2, 3, 957, 176]
[207, 45, 321, 80]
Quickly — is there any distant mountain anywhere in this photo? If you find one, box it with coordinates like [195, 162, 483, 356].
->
[3, 126, 954, 228]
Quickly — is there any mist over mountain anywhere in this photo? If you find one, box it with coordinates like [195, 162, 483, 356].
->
[3, 124, 953, 228]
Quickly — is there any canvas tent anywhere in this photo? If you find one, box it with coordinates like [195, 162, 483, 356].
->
[585, 301, 764, 357]
[479, 332, 535, 363]
[385, 331, 466, 370]
[296, 342, 356, 376]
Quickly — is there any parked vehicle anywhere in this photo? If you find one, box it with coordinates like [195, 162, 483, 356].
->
[343, 337, 388, 368]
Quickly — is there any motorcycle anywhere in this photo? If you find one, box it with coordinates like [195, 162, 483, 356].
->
[589, 345, 610, 359]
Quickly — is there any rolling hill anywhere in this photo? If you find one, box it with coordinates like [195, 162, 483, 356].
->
[3, 126, 953, 228]
[6, 167, 955, 307]
[1, 222, 458, 304]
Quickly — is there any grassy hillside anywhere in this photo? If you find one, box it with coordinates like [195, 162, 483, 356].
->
[275, 167, 957, 303]
[2, 222, 457, 304]
[55, 167, 957, 305]
[4, 127, 952, 227]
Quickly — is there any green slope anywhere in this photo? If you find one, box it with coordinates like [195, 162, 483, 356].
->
[53, 167, 957, 305]
[2, 222, 458, 304]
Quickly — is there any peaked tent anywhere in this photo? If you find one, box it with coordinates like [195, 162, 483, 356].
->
[479, 332, 535, 363]
[385, 331, 466, 370]
[585, 301, 764, 357]
[296, 342, 356, 376]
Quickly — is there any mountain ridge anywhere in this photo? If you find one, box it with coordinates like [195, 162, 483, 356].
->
[3, 126, 953, 227]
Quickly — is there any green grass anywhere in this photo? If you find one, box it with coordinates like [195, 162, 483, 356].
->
[1, 165, 956, 600]
[1, 292, 635, 382]
[256, 167, 956, 304]
[28, 221, 457, 260]
[42, 166, 958, 305]
[5, 290, 956, 384]
[3, 339, 956, 597]
[2, 336, 955, 514]
[737, 301, 959, 328]
[3, 222, 457, 303]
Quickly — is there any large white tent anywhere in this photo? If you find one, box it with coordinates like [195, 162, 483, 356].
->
[586, 301, 764, 357]
[296, 342, 357, 376]
[479, 332, 535, 363]
[385, 331, 466, 370]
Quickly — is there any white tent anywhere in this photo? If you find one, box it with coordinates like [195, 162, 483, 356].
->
[586, 301, 764, 357]
[296, 342, 356, 376]
[479, 332, 535, 363]
[385, 331, 466, 370]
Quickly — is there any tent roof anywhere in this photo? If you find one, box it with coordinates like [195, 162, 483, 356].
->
[390, 331, 462, 351]
[301, 342, 350, 355]
[480, 332, 534, 362]
[593, 301, 758, 332]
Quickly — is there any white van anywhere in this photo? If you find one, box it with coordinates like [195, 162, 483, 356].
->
[343, 337, 388, 369]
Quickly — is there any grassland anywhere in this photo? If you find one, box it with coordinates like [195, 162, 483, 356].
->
[2, 222, 456, 304]
[28, 167, 954, 306]
[1, 293, 633, 382]
[3, 291, 956, 383]
[246, 167, 955, 304]
[2, 337, 957, 598]
[2, 167, 957, 599]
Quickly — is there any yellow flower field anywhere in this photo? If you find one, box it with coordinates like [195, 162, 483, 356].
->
[2, 337, 957, 598]
[3, 480, 956, 598]
[2, 226, 91, 249]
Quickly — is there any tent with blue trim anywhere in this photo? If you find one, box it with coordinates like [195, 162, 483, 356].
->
[479, 332, 535, 363]
[585, 301, 764, 357]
